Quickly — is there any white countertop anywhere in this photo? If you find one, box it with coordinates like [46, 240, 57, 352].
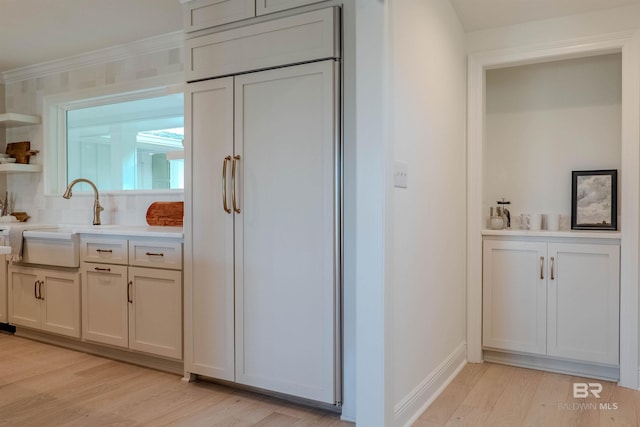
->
[482, 228, 621, 240]
[1, 223, 183, 239]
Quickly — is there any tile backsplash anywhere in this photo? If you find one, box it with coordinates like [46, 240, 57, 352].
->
[3, 42, 184, 226]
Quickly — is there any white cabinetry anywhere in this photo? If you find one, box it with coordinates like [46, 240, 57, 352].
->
[185, 60, 339, 403]
[81, 237, 183, 360]
[483, 237, 620, 366]
[8, 266, 81, 338]
[182, 0, 329, 32]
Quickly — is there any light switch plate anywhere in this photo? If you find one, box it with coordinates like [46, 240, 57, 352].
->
[394, 161, 408, 189]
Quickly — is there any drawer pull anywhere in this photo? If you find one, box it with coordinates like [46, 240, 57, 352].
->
[96, 249, 113, 253]
[550, 256, 555, 281]
[94, 267, 111, 272]
[145, 252, 165, 257]
[127, 281, 133, 303]
[540, 256, 544, 280]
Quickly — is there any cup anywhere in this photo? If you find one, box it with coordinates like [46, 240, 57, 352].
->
[529, 214, 542, 230]
[546, 214, 560, 231]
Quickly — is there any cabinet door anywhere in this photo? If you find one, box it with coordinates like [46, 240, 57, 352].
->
[82, 263, 128, 347]
[129, 267, 182, 359]
[40, 270, 81, 338]
[8, 267, 40, 329]
[234, 61, 338, 403]
[256, 0, 327, 15]
[183, 0, 255, 32]
[0, 255, 7, 323]
[547, 243, 620, 365]
[483, 240, 547, 355]
[185, 77, 235, 380]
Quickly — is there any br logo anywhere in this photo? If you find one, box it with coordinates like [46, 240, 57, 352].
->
[573, 382, 603, 398]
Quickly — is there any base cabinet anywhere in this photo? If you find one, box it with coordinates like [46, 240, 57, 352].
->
[82, 263, 182, 360]
[483, 238, 620, 366]
[8, 265, 81, 338]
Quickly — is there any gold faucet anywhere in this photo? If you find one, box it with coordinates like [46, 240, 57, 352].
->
[62, 178, 104, 225]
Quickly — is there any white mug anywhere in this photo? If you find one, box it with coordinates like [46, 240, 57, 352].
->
[521, 213, 542, 230]
[546, 214, 560, 231]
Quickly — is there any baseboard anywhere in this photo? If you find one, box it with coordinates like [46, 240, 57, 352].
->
[15, 327, 183, 375]
[484, 350, 619, 382]
[394, 342, 467, 427]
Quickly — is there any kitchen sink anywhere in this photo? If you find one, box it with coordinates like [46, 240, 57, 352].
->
[22, 228, 80, 267]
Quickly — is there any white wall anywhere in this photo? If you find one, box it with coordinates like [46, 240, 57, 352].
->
[3, 41, 183, 225]
[485, 54, 622, 228]
[387, 0, 467, 425]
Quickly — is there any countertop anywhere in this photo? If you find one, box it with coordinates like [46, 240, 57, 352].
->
[0, 223, 183, 239]
[482, 228, 621, 240]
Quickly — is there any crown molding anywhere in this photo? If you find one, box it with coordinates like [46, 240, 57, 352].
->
[1, 31, 185, 84]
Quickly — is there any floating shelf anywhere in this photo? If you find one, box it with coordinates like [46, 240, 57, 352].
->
[0, 163, 42, 173]
[0, 113, 41, 128]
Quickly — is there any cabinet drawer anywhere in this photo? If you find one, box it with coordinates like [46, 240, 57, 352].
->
[81, 237, 128, 265]
[256, 0, 327, 16]
[183, 0, 255, 33]
[128, 240, 183, 270]
[186, 7, 339, 81]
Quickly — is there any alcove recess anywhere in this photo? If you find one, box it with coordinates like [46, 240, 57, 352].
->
[483, 53, 622, 230]
[0, 113, 42, 173]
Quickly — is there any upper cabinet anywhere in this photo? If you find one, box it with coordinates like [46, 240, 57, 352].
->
[182, 0, 329, 33]
[185, 7, 340, 82]
[0, 113, 41, 128]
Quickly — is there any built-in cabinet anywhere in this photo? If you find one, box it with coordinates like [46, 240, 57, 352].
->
[184, 4, 340, 405]
[81, 236, 183, 360]
[182, 0, 329, 32]
[8, 266, 81, 338]
[483, 236, 620, 367]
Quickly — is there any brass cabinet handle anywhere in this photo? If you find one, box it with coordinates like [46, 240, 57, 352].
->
[232, 155, 241, 214]
[96, 249, 113, 253]
[127, 281, 133, 304]
[39, 281, 44, 301]
[540, 256, 544, 280]
[550, 257, 555, 280]
[94, 267, 111, 272]
[222, 156, 232, 214]
[145, 252, 164, 257]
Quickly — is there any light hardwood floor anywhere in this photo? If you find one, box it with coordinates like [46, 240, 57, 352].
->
[414, 362, 640, 427]
[0, 333, 352, 426]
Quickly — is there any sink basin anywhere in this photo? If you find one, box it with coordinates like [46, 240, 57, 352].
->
[22, 228, 80, 267]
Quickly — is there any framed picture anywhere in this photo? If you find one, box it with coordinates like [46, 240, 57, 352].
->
[571, 169, 617, 230]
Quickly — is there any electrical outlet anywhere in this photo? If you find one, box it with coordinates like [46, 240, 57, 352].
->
[394, 161, 408, 189]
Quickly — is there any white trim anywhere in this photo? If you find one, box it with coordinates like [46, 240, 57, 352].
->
[467, 30, 640, 388]
[1, 31, 184, 84]
[395, 343, 467, 427]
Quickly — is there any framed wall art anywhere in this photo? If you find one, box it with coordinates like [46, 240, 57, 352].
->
[571, 169, 617, 230]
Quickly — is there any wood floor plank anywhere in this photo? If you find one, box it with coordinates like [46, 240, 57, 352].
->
[0, 334, 349, 427]
[416, 362, 640, 427]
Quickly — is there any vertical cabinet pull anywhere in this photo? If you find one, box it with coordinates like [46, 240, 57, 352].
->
[127, 281, 133, 304]
[34, 280, 43, 300]
[550, 256, 555, 280]
[232, 155, 241, 214]
[222, 156, 232, 214]
[540, 256, 544, 280]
